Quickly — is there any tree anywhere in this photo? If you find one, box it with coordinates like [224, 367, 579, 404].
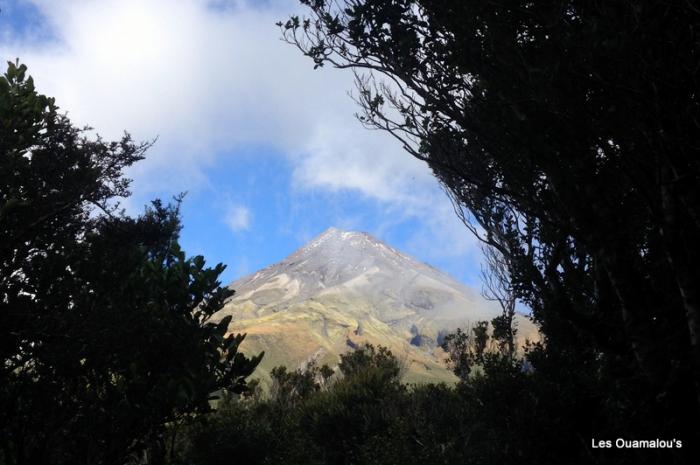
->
[270, 362, 330, 405]
[481, 244, 517, 357]
[281, 0, 700, 458]
[441, 321, 503, 381]
[0, 61, 262, 464]
[176, 345, 410, 465]
[338, 343, 402, 381]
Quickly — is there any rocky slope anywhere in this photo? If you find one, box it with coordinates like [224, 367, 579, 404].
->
[214, 227, 538, 387]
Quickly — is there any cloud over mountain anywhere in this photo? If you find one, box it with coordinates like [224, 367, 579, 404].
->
[0, 0, 484, 284]
[215, 227, 538, 386]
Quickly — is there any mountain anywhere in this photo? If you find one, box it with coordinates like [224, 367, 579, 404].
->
[213, 227, 538, 387]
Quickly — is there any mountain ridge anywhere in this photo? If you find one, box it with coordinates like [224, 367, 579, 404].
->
[215, 227, 538, 387]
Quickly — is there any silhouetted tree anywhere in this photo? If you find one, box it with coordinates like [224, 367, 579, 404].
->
[481, 245, 517, 356]
[281, 1, 700, 460]
[0, 61, 262, 465]
[177, 345, 409, 465]
[270, 362, 328, 405]
[338, 343, 401, 381]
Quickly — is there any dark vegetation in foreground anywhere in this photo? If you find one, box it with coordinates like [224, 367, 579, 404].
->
[173, 336, 549, 465]
[277, 1, 700, 463]
[174, 342, 517, 465]
[0, 62, 262, 465]
[174, 335, 684, 465]
[2, 0, 699, 463]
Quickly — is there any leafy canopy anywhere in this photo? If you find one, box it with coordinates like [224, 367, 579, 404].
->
[0, 61, 262, 465]
[281, 0, 700, 459]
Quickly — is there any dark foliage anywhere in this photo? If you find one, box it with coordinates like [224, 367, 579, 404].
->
[175, 342, 550, 465]
[270, 361, 331, 405]
[0, 62, 262, 465]
[279, 1, 700, 463]
[175, 345, 408, 465]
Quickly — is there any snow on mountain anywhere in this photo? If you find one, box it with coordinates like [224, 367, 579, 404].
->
[214, 227, 537, 386]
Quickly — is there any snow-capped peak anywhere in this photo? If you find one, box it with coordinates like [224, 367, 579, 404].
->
[228, 227, 490, 317]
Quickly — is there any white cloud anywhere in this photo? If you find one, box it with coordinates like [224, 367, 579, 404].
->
[1, 0, 481, 274]
[1, 0, 435, 198]
[224, 204, 251, 232]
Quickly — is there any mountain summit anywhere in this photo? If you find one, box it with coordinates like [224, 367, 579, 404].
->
[215, 227, 537, 385]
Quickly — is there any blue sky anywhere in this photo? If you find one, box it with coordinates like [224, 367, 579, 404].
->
[0, 0, 485, 288]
